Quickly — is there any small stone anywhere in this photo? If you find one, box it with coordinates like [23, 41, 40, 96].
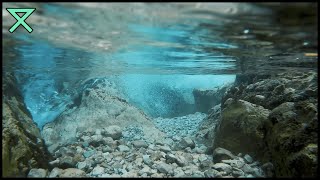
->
[102, 145, 113, 153]
[176, 155, 187, 167]
[138, 166, 151, 176]
[118, 145, 130, 152]
[59, 156, 76, 168]
[83, 150, 95, 158]
[49, 159, 60, 166]
[212, 147, 236, 163]
[179, 137, 195, 149]
[77, 161, 87, 171]
[204, 169, 219, 178]
[212, 163, 232, 174]
[159, 145, 171, 153]
[222, 159, 245, 169]
[243, 154, 253, 163]
[103, 125, 122, 140]
[60, 168, 86, 177]
[92, 165, 105, 176]
[165, 154, 176, 164]
[143, 155, 153, 166]
[232, 167, 245, 177]
[82, 141, 89, 148]
[28, 168, 48, 177]
[102, 137, 116, 147]
[241, 164, 255, 174]
[132, 140, 148, 148]
[48, 167, 63, 177]
[157, 162, 173, 175]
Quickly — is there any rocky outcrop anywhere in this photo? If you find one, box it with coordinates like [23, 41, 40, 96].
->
[264, 101, 318, 177]
[206, 71, 317, 177]
[41, 79, 166, 153]
[2, 73, 51, 177]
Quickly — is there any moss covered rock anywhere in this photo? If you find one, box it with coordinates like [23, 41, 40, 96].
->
[213, 99, 270, 159]
[264, 101, 318, 177]
[2, 73, 51, 177]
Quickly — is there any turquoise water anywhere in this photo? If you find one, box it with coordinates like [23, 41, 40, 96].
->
[2, 3, 317, 128]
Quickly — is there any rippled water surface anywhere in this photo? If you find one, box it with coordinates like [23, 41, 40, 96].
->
[2, 3, 318, 127]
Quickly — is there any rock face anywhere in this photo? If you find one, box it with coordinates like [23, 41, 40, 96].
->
[193, 84, 231, 113]
[214, 99, 270, 158]
[41, 79, 165, 152]
[264, 101, 318, 177]
[2, 73, 51, 177]
[208, 71, 317, 177]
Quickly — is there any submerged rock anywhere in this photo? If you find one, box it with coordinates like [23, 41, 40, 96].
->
[27, 168, 48, 177]
[212, 147, 236, 163]
[59, 168, 86, 177]
[2, 73, 51, 177]
[213, 99, 270, 159]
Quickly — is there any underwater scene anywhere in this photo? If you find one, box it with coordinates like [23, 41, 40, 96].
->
[2, 2, 318, 178]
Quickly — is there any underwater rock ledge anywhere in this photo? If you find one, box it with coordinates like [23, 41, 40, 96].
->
[2, 73, 51, 177]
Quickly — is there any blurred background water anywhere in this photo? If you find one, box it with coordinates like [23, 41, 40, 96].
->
[2, 3, 317, 128]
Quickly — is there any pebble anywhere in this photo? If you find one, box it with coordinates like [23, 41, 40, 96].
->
[118, 145, 130, 152]
[28, 168, 48, 177]
[244, 154, 253, 163]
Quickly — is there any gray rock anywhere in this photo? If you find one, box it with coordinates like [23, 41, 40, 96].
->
[90, 134, 104, 147]
[103, 125, 122, 140]
[48, 167, 63, 177]
[77, 161, 87, 171]
[179, 137, 195, 149]
[243, 154, 253, 163]
[212, 147, 236, 163]
[132, 140, 148, 148]
[83, 150, 95, 158]
[231, 167, 245, 177]
[102, 137, 115, 147]
[102, 145, 113, 153]
[157, 162, 173, 175]
[60, 168, 86, 177]
[252, 167, 265, 177]
[60, 156, 76, 168]
[28, 168, 48, 177]
[204, 169, 220, 178]
[222, 159, 245, 169]
[82, 141, 89, 148]
[241, 164, 255, 174]
[138, 166, 152, 176]
[118, 145, 130, 152]
[176, 155, 187, 167]
[159, 145, 171, 153]
[165, 154, 177, 164]
[92, 165, 105, 176]
[49, 159, 60, 166]
[212, 163, 232, 174]
[143, 155, 153, 166]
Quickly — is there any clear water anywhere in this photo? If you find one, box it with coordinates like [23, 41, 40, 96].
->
[2, 3, 317, 128]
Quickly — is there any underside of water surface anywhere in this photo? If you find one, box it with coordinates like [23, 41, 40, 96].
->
[2, 2, 318, 178]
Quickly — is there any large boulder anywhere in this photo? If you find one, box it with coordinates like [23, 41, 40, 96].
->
[2, 73, 51, 177]
[41, 79, 165, 152]
[264, 101, 318, 177]
[213, 99, 270, 159]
